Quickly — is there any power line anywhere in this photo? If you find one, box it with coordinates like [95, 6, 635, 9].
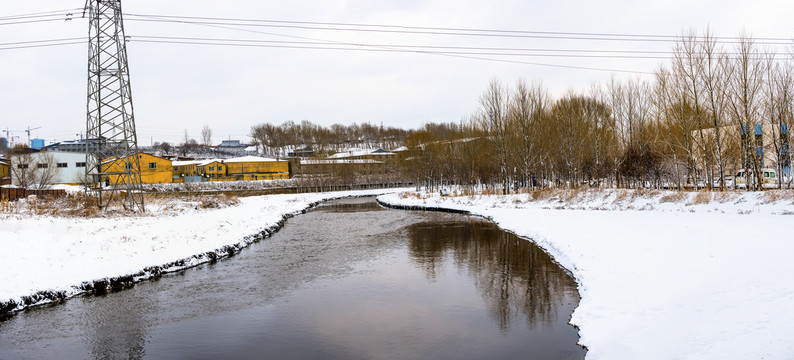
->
[0, 38, 85, 51]
[125, 14, 654, 74]
[124, 13, 794, 45]
[127, 35, 794, 60]
[0, 18, 73, 26]
[129, 37, 669, 59]
[3, 9, 791, 74]
[0, 8, 82, 20]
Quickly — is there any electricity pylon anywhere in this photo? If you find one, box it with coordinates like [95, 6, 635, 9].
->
[84, 0, 144, 211]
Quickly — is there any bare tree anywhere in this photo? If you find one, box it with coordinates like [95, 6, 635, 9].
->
[698, 29, 730, 189]
[201, 125, 213, 148]
[672, 31, 712, 189]
[9, 147, 36, 188]
[35, 152, 61, 190]
[478, 78, 510, 194]
[508, 79, 548, 189]
[726, 33, 766, 190]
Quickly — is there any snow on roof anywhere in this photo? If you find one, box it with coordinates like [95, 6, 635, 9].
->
[172, 160, 200, 166]
[197, 159, 223, 166]
[224, 155, 282, 163]
[301, 159, 383, 165]
[327, 149, 395, 159]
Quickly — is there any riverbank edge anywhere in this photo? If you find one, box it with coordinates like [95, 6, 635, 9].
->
[375, 195, 588, 352]
[0, 192, 392, 317]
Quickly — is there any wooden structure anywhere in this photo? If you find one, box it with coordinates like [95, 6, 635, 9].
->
[0, 187, 67, 202]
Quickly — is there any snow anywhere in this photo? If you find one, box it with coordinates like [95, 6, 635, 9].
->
[377, 188, 794, 360]
[0, 188, 407, 312]
[3, 186, 792, 359]
[223, 155, 280, 163]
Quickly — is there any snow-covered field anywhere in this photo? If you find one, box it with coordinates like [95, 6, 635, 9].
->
[0, 188, 407, 313]
[3, 186, 793, 359]
[377, 188, 794, 360]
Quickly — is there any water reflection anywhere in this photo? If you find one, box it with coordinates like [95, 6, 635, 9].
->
[79, 291, 155, 360]
[406, 217, 578, 331]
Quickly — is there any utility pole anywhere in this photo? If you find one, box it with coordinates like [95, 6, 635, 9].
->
[84, 0, 144, 211]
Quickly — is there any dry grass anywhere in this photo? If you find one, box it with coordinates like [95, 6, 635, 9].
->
[659, 192, 687, 203]
[613, 189, 631, 203]
[1, 192, 239, 218]
[712, 191, 739, 203]
[687, 191, 712, 205]
[529, 188, 556, 201]
[761, 189, 794, 204]
[398, 191, 426, 200]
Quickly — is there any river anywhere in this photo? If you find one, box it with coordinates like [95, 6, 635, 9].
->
[0, 197, 584, 359]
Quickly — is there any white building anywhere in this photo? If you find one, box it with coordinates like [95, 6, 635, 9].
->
[11, 151, 86, 186]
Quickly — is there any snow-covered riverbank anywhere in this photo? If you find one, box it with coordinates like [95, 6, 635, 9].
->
[0, 189, 406, 314]
[377, 189, 794, 360]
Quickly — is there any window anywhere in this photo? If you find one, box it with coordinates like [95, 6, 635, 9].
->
[126, 163, 133, 170]
[37, 163, 48, 169]
[17, 164, 29, 169]
[173, 167, 178, 171]
[209, 166, 215, 171]
[218, 166, 222, 171]
[57, 163, 68, 168]
[149, 162, 157, 169]
[76, 162, 86, 168]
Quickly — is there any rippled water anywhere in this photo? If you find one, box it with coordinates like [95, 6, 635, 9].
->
[0, 197, 584, 359]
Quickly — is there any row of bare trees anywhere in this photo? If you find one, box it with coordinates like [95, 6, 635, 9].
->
[402, 31, 793, 192]
[249, 120, 410, 159]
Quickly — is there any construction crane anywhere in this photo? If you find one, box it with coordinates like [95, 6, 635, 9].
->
[2, 128, 19, 147]
[24, 126, 41, 146]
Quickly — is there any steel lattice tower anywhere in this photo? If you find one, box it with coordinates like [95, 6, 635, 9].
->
[84, 0, 144, 211]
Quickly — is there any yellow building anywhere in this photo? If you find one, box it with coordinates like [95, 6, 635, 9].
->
[102, 152, 173, 184]
[172, 160, 200, 183]
[224, 156, 290, 180]
[197, 160, 229, 181]
[0, 159, 9, 180]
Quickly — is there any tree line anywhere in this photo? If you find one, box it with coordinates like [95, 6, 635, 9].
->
[403, 30, 793, 192]
[249, 120, 410, 159]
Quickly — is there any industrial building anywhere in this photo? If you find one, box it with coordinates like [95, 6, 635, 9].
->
[8, 151, 87, 186]
[0, 158, 9, 185]
[172, 156, 289, 182]
[102, 153, 174, 185]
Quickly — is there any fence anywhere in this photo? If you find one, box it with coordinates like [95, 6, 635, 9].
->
[0, 188, 67, 202]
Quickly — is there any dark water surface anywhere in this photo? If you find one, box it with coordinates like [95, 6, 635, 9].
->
[0, 197, 584, 359]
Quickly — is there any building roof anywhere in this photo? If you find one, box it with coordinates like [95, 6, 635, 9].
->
[327, 148, 395, 159]
[197, 159, 223, 166]
[173, 158, 226, 167]
[101, 152, 171, 164]
[224, 155, 281, 163]
[302, 159, 383, 165]
[172, 160, 201, 167]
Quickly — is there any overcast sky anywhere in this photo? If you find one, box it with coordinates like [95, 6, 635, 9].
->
[2, 0, 793, 146]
